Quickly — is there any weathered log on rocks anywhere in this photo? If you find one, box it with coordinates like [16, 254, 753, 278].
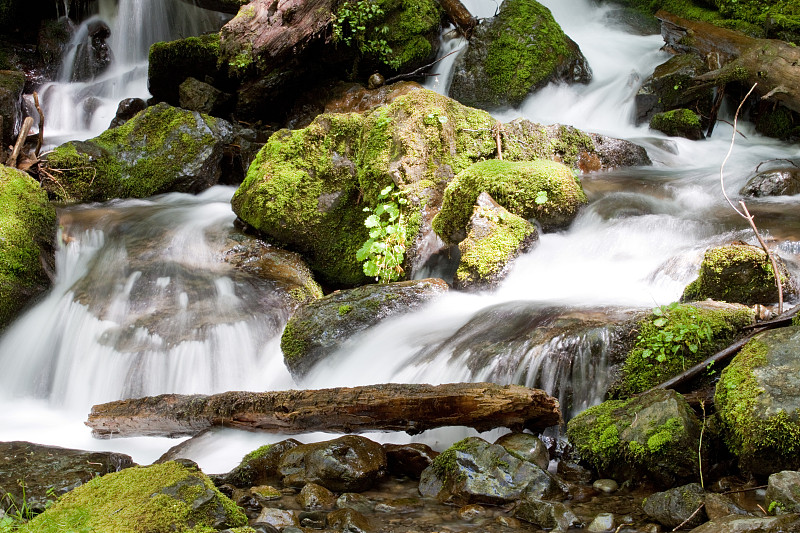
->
[87, 383, 561, 438]
[657, 10, 800, 115]
[437, 0, 476, 36]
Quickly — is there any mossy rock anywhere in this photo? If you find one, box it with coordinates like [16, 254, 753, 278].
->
[18, 461, 247, 532]
[634, 53, 711, 124]
[433, 159, 587, 243]
[220, 439, 301, 488]
[649, 108, 704, 140]
[715, 326, 800, 475]
[280, 278, 448, 377]
[0, 165, 56, 329]
[43, 103, 234, 203]
[618, 301, 755, 396]
[148, 33, 224, 107]
[453, 192, 538, 290]
[566, 389, 705, 486]
[681, 243, 797, 305]
[0, 69, 25, 147]
[449, 0, 591, 109]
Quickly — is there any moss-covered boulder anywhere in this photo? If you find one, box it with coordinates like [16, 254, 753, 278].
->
[19, 461, 247, 532]
[635, 53, 711, 125]
[280, 278, 448, 378]
[681, 243, 797, 305]
[715, 326, 800, 476]
[433, 159, 587, 243]
[0, 69, 25, 148]
[449, 0, 591, 109]
[740, 166, 800, 197]
[566, 389, 705, 486]
[43, 103, 235, 203]
[418, 437, 564, 505]
[148, 34, 224, 108]
[220, 439, 302, 488]
[0, 165, 56, 329]
[453, 192, 538, 290]
[649, 108, 704, 140]
[617, 301, 754, 396]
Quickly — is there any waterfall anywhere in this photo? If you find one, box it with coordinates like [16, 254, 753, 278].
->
[1, 0, 799, 470]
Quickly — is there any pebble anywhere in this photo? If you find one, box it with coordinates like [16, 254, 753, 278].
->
[457, 504, 488, 521]
[587, 512, 615, 532]
[495, 515, 522, 528]
[593, 478, 619, 493]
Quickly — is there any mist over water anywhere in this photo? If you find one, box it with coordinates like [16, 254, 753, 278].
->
[1, 0, 799, 471]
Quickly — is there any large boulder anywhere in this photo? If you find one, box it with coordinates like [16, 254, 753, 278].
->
[642, 483, 707, 529]
[220, 439, 302, 488]
[148, 34, 226, 108]
[43, 103, 235, 203]
[766, 471, 800, 514]
[681, 243, 797, 306]
[18, 461, 247, 532]
[635, 53, 712, 125]
[0, 70, 25, 149]
[453, 192, 538, 291]
[433, 159, 587, 241]
[618, 301, 755, 395]
[740, 167, 800, 197]
[0, 165, 56, 329]
[449, 0, 590, 109]
[280, 278, 448, 378]
[566, 389, 705, 486]
[0, 442, 134, 515]
[715, 326, 800, 475]
[418, 436, 564, 505]
[277, 436, 387, 492]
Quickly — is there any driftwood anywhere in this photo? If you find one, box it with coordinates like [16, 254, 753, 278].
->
[6, 116, 33, 168]
[87, 382, 561, 439]
[657, 10, 800, 115]
[437, 0, 477, 37]
[650, 304, 800, 393]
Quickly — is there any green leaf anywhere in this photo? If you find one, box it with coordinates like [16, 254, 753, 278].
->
[535, 190, 548, 205]
[380, 185, 394, 196]
[364, 214, 381, 228]
[356, 240, 374, 261]
[642, 349, 652, 358]
[688, 344, 698, 353]
[653, 318, 668, 327]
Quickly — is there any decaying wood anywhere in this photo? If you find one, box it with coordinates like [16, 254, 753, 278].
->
[5, 116, 33, 168]
[33, 92, 43, 159]
[437, 0, 477, 37]
[657, 10, 800, 114]
[87, 382, 562, 439]
[650, 304, 800, 393]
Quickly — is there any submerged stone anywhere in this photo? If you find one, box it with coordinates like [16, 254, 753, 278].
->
[689, 514, 800, 533]
[642, 483, 707, 529]
[513, 497, 580, 531]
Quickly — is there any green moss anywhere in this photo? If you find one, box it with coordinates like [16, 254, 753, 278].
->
[280, 318, 313, 361]
[338, 304, 353, 316]
[620, 303, 754, 395]
[241, 444, 273, 464]
[0, 165, 56, 328]
[430, 438, 479, 482]
[755, 104, 797, 139]
[649, 108, 703, 138]
[433, 159, 587, 241]
[567, 401, 627, 470]
[376, 0, 442, 69]
[148, 33, 221, 104]
[19, 462, 246, 533]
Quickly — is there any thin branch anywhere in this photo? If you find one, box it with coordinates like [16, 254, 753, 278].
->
[672, 503, 705, 531]
[33, 92, 44, 159]
[740, 201, 783, 313]
[719, 83, 757, 218]
[754, 158, 799, 173]
[384, 47, 463, 85]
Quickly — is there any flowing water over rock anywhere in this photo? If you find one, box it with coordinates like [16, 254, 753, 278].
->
[1, 0, 800, 473]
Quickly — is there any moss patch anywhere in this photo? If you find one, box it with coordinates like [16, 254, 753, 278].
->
[649, 108, 703, 139]
[19, 462, 246, 533]
[148, 34, 222, 105]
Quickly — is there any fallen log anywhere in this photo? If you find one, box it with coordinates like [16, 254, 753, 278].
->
[437, 0, 477, 37]
[6, 116, 33, 168]
[656, 10, 800, 115]
[87, 382, 561, 439]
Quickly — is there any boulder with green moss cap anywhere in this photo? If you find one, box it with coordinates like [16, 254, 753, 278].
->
[449, 0, 591, 109]
[635, 53, 711, 125]
[650, 108, 704, 140]
[566, 389, 706, 487]
[17, 461, 247, 532]
[43, 102, 234, 203]
[148, 33, 225, 108]
[715, 326, 800, 476]
[453, 192, 538, 291]
[681, 243, 797, 305]
[0, 165, 56, 329]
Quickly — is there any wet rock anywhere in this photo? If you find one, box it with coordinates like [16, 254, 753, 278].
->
[44, 102, 235, 202]
[765, 471, 800, 513]
[0, 69, 25, 148]
[689, 514, 800, 533]
[704, 492, 750, 520]
[297, 482, 337, 510]
[108, 97, 147, 129]
[298, 509, 327, 528]
[0, 167, 56, 329]
[254, 507, 299, 529]
[179, 76, 233, 116]
[0, 441, 133, 514]
[278, 435, 387, 492]
[452, 192, 538, 291]
[37, 18, 73, 80]
[418, 436, 564, 505]
[495, 515, 522, 528]
[514, 497, 580, 531]
[715, 326, 800, 475]
[383, 443, 438, 480]
[374, 497, 424, 513]
[567, 389, 705, 487]
[20, 461, 246, 531]
[69, 19, 113, 81]
[251, 485, 282, 502]
[557, 461, 593, 484]
[635, 53, 711, 125]
[327, 508, 372, 532]
[148, 33, 225, 107]
[587, 512, 616, 532]
[593, 479, 619, 494]
[642, 483, 707, 529]
[495, 432, 549, 471]
[280, 279, 448, 378]
[458, 504, 488, 521]
[740, 167, 800, 197]
[449, 0, 590, 109]
[336, 492, 374, 514]
[222, 439, 302, 488]
[649, 108, 704, 140]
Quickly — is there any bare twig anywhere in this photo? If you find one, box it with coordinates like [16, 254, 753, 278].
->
[33, 92, 44, 159]
[722, 484, 767, 495]
[754, 158, 799, 173]
[6, 116, 33, 168]
[698, 400, 706, 489]
[492, 122, 504, 160]
[719, 83, 757, 217]
[740, 201, 783, 313]
[672, 503, 705, 531]
[384, 47, 463, 85]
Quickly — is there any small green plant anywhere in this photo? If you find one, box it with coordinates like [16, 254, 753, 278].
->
[534, 190, 548, 205]
[356, 184, 407, 283]
[332, 0, 399, 69]
[0, 481, 53, 531]
[639, 303, 714, 365]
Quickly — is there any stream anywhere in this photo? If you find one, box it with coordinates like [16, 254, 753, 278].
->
[1, 0, 799, 473]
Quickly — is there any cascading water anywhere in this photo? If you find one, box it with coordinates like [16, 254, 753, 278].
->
[1, 0, 799, 471]
[36, 0, 227, 146]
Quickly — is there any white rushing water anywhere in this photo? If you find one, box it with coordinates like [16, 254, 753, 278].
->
[1, 0, 799, 471]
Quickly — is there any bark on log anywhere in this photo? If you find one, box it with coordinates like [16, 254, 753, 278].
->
[6, 116, 33, 168]
[87, 382, 561, 439]
[656, 10, 800, 114]
[437, 0, 477, 37]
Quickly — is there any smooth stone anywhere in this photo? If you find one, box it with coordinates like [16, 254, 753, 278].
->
[593, 479, 619, 493]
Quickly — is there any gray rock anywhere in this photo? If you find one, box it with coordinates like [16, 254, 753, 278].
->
[253, 508, 298, 529]
[740, 167, 800, 198]
[374, 497, 424, 513]
[514, 497, 580, 531]
[278, 435, 387, 492]
[495, 432, 549, 471]
[688, 514, 800, 533]
[336, 492, 374, 514]
[642, 483, 707, 529]
[766, 471, 800, 513]
[383, 443, 438, 480]
[179, 76, 233, 116]
[587, 512, 616, 532]
[222, 439, 302, 488]
[592, 479, 619, 494]
[327, 508, 373, 533]
[296, 482, 336, 510]
[108, 98, 146, 129]
[635, 53, 711, 124]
